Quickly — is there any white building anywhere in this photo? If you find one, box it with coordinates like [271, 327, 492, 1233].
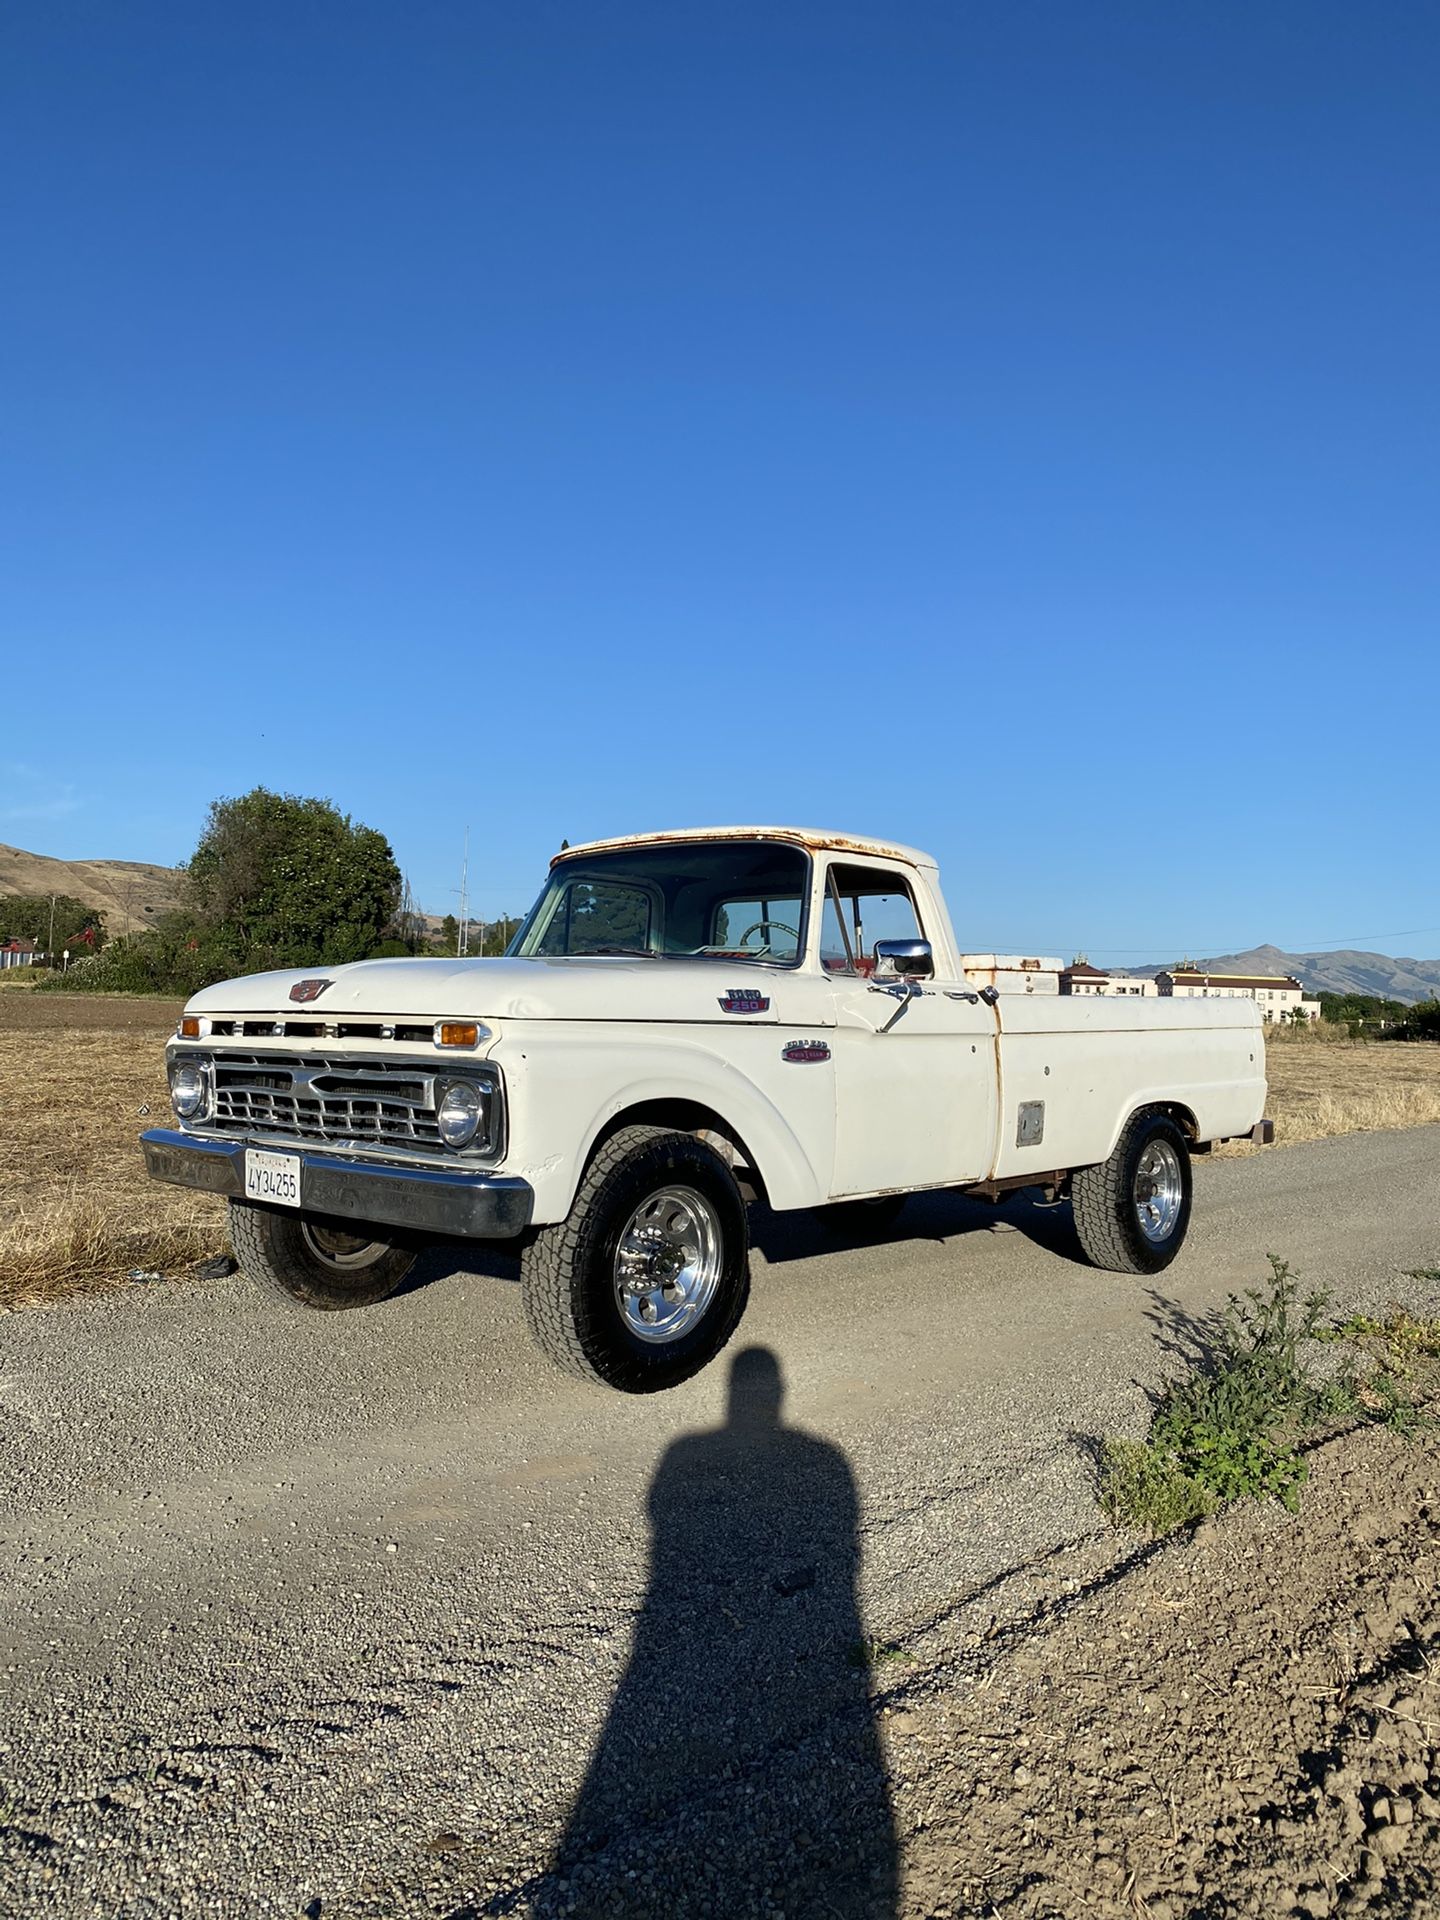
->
[1059, 962, 1158, 998]
[0, 938, 39, 971]
[959, 953, 1063, 995]
[1155, 968, 1321, 1023]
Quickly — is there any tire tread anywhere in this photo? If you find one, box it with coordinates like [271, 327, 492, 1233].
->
[227, 1199, 413, 1309]
[1072, 1110, 1191, 1275]
[521, 1126, 748, 1390]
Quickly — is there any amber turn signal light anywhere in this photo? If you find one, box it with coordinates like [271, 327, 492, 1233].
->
[436, 1021, 480, 1049]
[179, 1016, 202, 1039]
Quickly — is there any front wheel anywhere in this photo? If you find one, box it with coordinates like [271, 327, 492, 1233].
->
[228, 1200, 416, 1309]
[1071, 1111, 1192, 1274]
[521, 1126, 751, 1392]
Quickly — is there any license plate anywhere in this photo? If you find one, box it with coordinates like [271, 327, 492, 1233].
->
[245, 1149, 301, 1208]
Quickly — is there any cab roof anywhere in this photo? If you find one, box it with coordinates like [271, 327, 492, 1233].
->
[551, 826, 937, 869]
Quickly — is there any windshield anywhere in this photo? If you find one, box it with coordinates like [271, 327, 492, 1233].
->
[509, 841, 811, 963]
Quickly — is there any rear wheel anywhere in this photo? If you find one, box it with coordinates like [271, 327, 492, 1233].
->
[228, 1199, 416, 1309]
[521, 1126, 750, 1392]
[1071, 1111, 1192, 1274]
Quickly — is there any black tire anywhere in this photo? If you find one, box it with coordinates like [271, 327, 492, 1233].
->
[521, 1125, 750, 1392]
[1071, 1111, 1192, 1275]
[228, 1199, 416, 1310]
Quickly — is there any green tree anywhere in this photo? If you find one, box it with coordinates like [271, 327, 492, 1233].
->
[480, 914, 520, 956]
[0, 893, 107, 954]
[1316, 991, 1410, 1037]
[186, 789, 401, 971]
[1388, 999, 1440, 1042]
[438, 913, 461, 954]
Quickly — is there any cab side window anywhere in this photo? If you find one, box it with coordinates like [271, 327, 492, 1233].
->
[819, 864, 923, 974]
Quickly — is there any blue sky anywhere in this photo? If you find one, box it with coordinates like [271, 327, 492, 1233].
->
[3, 3, 1436, 962]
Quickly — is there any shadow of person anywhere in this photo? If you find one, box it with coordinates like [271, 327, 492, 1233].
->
[536, 1347, 897, 1920]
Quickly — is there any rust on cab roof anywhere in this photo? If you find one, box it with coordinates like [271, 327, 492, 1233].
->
[550, 825, 937, 869]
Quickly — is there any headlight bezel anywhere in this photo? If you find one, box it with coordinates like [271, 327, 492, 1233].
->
[436, 1076, 491, 1153]
[168, 1053, 214, 1124]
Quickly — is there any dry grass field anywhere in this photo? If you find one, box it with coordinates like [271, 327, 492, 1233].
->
[2, 992, 1439, 1310]
[1229, 1021, 1440, 1150]
[0, 989, 225, 1309]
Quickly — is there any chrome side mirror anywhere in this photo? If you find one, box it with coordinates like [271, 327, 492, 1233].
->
[874, 939, 934, 979]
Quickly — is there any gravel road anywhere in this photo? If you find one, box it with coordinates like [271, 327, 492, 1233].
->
[2, 1127, 1437, 1917]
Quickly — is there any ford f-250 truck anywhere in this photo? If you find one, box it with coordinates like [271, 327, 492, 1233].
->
[143, 827, 1271, 1392]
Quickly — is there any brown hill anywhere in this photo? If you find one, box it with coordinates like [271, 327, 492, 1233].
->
[1132, 941, 1440, 1005]
[0, 842, 185, 937]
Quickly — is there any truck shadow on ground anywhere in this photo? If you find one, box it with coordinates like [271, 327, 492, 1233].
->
[475, 1345, 897, 1920]
[749, 1186, 1083, 1267]
[402, 1188, 1084, 1300]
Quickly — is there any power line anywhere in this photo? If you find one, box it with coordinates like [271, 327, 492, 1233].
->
[991, 925, 1440, 960]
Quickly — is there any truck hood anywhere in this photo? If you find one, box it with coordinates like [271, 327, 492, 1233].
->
[187, 955, 813, 1025]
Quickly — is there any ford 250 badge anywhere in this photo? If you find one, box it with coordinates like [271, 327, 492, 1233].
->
[719, 990, 771, 1015]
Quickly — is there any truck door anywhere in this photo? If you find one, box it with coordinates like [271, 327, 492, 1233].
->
[821, 861, 999, 1197]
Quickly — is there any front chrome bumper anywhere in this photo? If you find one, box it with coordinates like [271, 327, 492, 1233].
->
[141, 1129, 534, 1239]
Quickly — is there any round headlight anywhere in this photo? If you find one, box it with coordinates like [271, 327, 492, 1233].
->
[170, 1060, 207, 1120]
[437, 1081, 484, 1150]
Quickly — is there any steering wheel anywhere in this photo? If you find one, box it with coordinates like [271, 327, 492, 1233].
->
[736, 918, 801, 952]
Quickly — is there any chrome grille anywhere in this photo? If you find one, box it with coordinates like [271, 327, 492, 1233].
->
[205, 1053, 472, 1157]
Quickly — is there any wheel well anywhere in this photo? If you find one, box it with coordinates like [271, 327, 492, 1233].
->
[588, 1101, 769, 1204]
[1141, 1101, 1200, 1142]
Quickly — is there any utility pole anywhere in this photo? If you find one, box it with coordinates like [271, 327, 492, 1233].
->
[48, 894, 57, 959]
[455, 829, 471, 956]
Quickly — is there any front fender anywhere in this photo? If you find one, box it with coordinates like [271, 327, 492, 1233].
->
[498, 1025, 835, 1223]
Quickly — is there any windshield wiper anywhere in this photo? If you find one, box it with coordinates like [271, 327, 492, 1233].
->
[583, 946, 660, 958]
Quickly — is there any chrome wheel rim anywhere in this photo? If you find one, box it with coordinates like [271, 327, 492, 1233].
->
[613, 1185, 724, 1344]
[1133, 1139, 1183, 1243]
[301, 1222, 391, 1271]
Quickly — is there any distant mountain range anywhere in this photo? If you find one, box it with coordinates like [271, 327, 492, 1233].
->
[1129, 943, 1440, 1005]
[0, 842, 185, 937]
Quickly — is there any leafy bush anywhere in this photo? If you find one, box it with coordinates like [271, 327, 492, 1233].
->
[1097, 1436, 1217, 1533]
[1101, 1257, 1440, 1534]
[1317, 991, 1409, 1037]
[36, 914, 241, 997]
[1385, 999, 1440, 1042]
[1100, 1257, 1337, 1531]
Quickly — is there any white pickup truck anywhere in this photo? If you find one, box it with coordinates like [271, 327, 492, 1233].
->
[144, 827, 1271, 1391]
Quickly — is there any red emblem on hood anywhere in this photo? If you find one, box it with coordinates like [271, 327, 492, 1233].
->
[289, 978, 333, 1003]
[782, 1040, 831, 1064]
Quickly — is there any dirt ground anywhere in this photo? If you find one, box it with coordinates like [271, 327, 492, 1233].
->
[894, 1414, 1440, 1918]
[2, 991, 1438, 1915]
